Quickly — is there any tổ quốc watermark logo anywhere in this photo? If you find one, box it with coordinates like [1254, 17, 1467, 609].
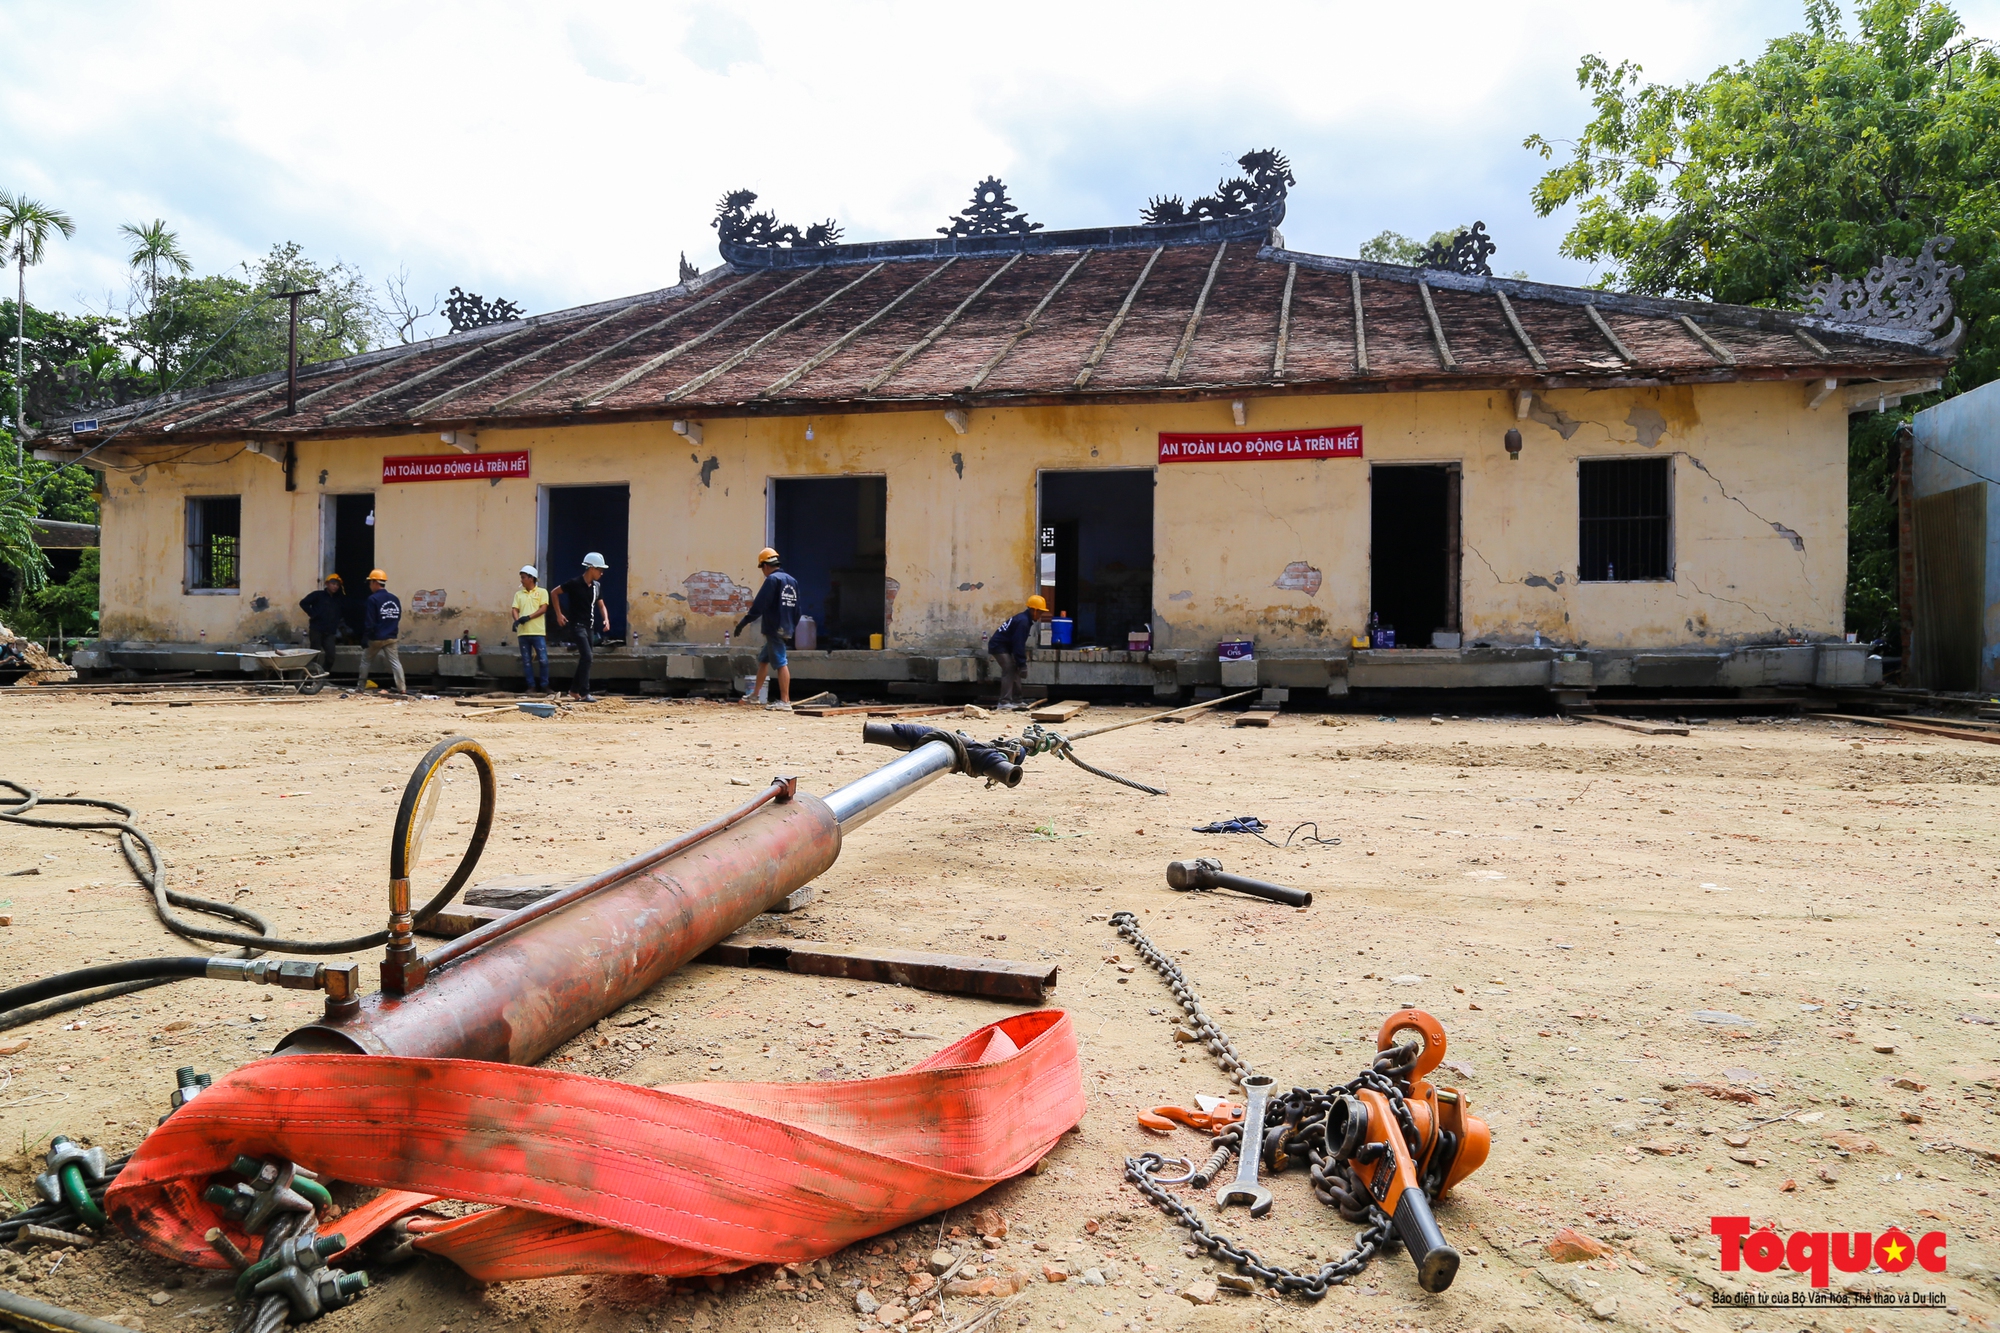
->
[1711, 1217, 1948, 1308]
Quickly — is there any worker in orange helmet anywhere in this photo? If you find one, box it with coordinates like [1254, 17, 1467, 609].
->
[734, 547, 799, 710]
[986, 594, 1050, 710]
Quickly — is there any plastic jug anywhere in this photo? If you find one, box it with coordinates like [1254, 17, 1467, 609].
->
[793, 615, 817, 650]
[1051, 615, 1074, 647]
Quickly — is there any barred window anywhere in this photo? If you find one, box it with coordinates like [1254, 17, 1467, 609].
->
[186, 496, 241, 591]
[1579, 458, 1671, 581]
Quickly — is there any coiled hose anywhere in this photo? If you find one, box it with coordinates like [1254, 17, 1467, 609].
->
[0, 737, 496, 1025]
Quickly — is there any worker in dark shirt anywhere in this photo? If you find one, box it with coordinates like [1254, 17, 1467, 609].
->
[552, 552, 612, 702]
[732, 547, 799, 710]
[298, 573, 344, 672]
[357, 569, 405, 694]
[986, 594, 1048, 709]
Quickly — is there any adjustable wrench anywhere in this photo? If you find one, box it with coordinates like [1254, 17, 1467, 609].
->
[1213, 1074, 1275, 1217]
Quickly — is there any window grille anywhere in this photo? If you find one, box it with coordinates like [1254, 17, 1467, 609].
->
[186, 496, 242, 591]
[1578, 458, 1670, 581]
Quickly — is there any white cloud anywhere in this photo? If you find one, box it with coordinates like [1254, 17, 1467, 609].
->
[3, 0, 1996, 335]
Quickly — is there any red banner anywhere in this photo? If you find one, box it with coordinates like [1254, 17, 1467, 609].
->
[1157, 427, 1362, 463]
[382, 451, 530, 483]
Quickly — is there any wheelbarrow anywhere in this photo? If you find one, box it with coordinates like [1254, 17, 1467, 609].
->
[224, 647, 331, 694]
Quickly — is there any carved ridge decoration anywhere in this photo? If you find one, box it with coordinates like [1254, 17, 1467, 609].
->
[443, 287, 525, 334]
[939, 178, 1042, 238]
[712, 189, 843, 251]
[1419, 222, 1496, 277]
[1140, 149, 1294, 226]
[1803, 236, 1962, 336]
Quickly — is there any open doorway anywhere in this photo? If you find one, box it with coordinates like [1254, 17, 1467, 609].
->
[771, 476, 886, 649]
[541, 484, 629, 641]
[320, 493, 375, 635]
[1369, 464, 1460, 647]
[1037, 469, 1154, 647]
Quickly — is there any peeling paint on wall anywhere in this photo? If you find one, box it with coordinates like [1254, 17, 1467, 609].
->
[1167, 590, 1193, 602]
[1522, 572, 1567, 590]
[951, 452, 964, 479]
[693, 454, 720, 488]
[409, 588, 447, 614]
[1272, 561, 1322, 596]
[1626, 406, 1669, 448]
[956, 581, 984, 591]
[251, 596, 269, 611]
[884, 576, 900, 626]
[682, 571, 752, 617]
[1526, 395, 1584, 440]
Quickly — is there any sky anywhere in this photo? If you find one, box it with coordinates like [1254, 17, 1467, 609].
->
[5, 0, 1998, 343]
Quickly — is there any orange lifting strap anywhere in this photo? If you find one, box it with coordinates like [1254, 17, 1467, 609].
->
[108, 1011, 1085, 1282]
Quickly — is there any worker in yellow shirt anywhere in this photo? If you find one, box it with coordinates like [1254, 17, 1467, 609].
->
[512, 564, 551, 694]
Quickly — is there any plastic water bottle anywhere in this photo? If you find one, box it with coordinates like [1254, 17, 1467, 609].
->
[1533, 630, 1542, 649]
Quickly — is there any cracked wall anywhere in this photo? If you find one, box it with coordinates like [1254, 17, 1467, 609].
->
[94, 382, 1844, 652]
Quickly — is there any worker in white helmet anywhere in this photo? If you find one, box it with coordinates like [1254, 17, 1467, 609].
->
[511, 564, 550, 694]
[552, 552, 612, 702]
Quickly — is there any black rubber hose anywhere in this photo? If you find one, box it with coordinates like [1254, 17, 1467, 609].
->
[0, 958, 215, 1015]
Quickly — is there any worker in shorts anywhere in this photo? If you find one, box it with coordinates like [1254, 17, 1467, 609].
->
[986, 594, 1049, 709]
[732, 547, 798, 710]
[356, 569, 405, 693]
[552, 552, 612, 702]
[511, 565, 550, 694]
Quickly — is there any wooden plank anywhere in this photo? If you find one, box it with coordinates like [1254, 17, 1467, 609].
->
[1233, 710, 1274, 728]
[863, 705, 963, 718]
[1811, 713, 2000, 746]
[1029, 699, 1089, 723]
[1074, 248, 1163, 389]
[1165, 244, 1227, 381]
[796, 702, 959, 718]
[700, 935, 1058, 1003]
[1576, 714, 1688, 736]
[415, 903, 513, 939]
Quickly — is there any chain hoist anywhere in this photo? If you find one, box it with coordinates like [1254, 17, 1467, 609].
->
[1111, 911, 1490, 1297]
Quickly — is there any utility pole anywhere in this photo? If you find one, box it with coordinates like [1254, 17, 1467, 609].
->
[266, 287, 319, 416]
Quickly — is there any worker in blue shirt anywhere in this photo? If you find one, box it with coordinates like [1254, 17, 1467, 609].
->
[357, 568, 406, 694]
[733, 547, 799, 710]
[298, 572, 345, 671]
[986, 594, 1049, 709]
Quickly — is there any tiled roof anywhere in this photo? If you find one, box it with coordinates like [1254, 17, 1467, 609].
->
[56, 237, 1953, 447]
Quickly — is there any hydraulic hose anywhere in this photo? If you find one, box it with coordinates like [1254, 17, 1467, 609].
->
[0, 738, 496, 1023]
[0, 958, 214, 1014]
[0, 740, 493, 957]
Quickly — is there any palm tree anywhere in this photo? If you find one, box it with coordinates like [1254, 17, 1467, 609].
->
[0, 191, 76, 480]
[119, 218, 191, 375]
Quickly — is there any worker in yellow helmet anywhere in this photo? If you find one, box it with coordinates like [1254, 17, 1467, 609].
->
[986, 594, 1050, 710]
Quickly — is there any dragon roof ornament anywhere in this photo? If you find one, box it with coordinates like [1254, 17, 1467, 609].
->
[1802, 236, 1963, 349]
[1139, 149, 1294, 226]
[1419, 222, 1496, 277]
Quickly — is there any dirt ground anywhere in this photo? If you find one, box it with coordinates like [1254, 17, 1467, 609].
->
[4, 689, 1999, 1333]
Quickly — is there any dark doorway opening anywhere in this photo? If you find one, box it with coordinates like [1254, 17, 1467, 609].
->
[772, 476, 886, 649]
[543, 484, 629, 641]
[1370, 464, 1460, 647]
[327, 494, 375, 635]
[1038, 470, 1154, 647]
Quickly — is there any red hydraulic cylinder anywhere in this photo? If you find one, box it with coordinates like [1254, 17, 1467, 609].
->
[278, 792, 841, 1065]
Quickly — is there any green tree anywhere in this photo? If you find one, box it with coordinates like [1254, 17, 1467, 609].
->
[144, 242, 384, 388]
[119, 218, 191, 376]
[0, 191, 76, 483]
[1525, 0, 2000, 643]
[1359, 226, 1470, 266]
[10, 546, 97, 639]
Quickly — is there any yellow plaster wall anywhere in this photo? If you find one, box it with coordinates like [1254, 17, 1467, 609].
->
[95, 381, 1846, 652]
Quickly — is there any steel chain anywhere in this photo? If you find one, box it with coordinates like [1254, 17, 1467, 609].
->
[1110, 911, 1437, 1300]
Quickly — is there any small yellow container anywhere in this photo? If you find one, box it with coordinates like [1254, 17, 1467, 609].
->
[1351, 634, 1370, 649]
[869, 633, 884, 650]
